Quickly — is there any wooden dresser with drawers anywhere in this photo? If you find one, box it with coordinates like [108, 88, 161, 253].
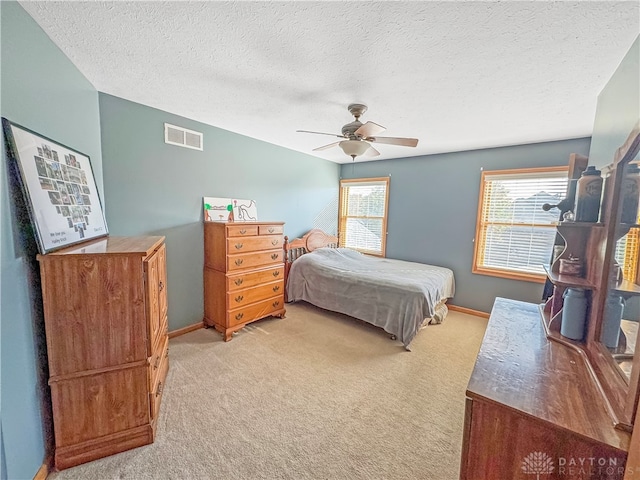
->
[204, 221, 286, 340]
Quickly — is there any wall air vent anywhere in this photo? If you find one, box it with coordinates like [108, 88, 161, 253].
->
[164, 123, 203, 151]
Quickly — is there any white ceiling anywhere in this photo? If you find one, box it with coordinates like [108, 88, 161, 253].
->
[20, 1, 640, 164]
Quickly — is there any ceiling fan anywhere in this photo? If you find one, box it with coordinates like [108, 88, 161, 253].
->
[297, 103, 419, 160]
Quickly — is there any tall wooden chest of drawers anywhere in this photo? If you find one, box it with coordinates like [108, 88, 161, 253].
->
[204, 221, 286, 340]
[37, 236, 169, 469]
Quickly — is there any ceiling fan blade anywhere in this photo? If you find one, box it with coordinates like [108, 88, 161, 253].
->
[297, 130, 346, 138]
[354, 121, 386, 138]
[368, 136, 419, 147]
[313, 141, 341, 151]
[366, 145, 381, 157]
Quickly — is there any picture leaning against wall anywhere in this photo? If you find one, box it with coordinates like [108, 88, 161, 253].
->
[2, 117, 108, 253]
[203, 196, 258, 222]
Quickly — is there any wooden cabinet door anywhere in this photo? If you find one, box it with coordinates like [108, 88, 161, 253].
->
[158, 244, 168, 321]
[145, 251, 161, 352]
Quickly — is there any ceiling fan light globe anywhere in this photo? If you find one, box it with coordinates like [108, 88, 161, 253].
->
[339, 140, 370, 158]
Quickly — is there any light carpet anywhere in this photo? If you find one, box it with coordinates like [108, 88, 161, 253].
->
[49, 301, 488, 480]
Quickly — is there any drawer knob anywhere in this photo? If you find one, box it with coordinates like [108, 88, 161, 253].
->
[268, 227, 275, 233]
[272, 271, 280, 277]
[235, 243, 243, 250]
[273, 285, 280, 292]
[239, 229, 246, 234]
[235, 259, 244, 266]
[235, 295, 244, 303]
[159, 281, 164, 291]
[156, 382, 163, 397]
[271, 253, 279, 260]
[235, 312, 244, 321]
[234, 278, 244, 286]
[272, 301, 280, 307]
[271, 239, 279, 246]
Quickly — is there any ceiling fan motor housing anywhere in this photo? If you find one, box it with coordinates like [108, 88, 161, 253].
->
[342, 120, 364, 139]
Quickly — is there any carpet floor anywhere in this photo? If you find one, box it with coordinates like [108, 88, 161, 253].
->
[49, 301, 488, 480]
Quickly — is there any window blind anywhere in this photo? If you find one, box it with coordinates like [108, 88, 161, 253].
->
[615, 221, 639, 283]
[475, 168, 568, 278]
[339, 178, 389, 256]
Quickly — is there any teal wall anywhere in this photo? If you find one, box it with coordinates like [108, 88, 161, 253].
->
[590, 36, 639, 170]
[340, 137, 591, 313]
[0, 2, 103, 479]
[98, 94, 340, 331]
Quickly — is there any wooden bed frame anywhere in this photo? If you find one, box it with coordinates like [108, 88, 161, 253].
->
[283, 229, 338, 300]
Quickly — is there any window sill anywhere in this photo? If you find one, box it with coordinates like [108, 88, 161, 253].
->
[472, 266, 546, 284]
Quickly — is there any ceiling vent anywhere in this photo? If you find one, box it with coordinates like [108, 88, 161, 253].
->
[164, 123, 203, 151]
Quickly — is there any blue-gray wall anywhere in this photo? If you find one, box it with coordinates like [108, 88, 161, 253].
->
[340, 138, 591, 313]
[99, 94, 340, 331]
[1, 2, 103, 479]
[590, 36, 639, 170]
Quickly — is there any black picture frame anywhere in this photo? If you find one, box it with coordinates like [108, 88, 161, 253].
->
[2, 117, 108, 254]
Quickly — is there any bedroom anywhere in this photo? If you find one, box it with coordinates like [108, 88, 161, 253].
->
[2, 1, 640, 479]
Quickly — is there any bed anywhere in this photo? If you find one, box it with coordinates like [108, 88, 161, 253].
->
[284, 229, 455, 349]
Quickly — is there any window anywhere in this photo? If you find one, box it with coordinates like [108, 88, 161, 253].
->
[615, 214, 639, 283]
[473, 166, 569, 282]
[339, 177, 389, 256]
[613, 161, 640, 285]
[615, 233, 638, 282]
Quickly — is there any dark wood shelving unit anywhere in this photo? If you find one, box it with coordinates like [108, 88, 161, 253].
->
[543, 264, 596, 289]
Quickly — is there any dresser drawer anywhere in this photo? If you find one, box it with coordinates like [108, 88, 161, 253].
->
[150, 315, 168, 357]
[227, 280, 284, 308]
[227, 295, 285, 327]
[50, 366, 149, 446]
[150, 338, 169, 422]
[226, 235, 282, 254]
[227, 250, 283, 271]
[227, 265, 284, 291]
[149, 334, 169, 392]
[259, 225, 283, 236]
[227, 224, 259, 237]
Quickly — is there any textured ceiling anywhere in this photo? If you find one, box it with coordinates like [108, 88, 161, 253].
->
[20, 1, 640, 164]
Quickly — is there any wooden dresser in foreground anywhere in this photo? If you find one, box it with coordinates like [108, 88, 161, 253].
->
[204, 221, 286, 340]
[460, 297, 631, 480]
[37, 236, 169, 470]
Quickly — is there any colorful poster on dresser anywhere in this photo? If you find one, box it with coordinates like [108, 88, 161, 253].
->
[2, 118, 108, 254]
[203, 197, 258, 222]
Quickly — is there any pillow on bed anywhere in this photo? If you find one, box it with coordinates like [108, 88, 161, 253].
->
[312, 247, 362, 258]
